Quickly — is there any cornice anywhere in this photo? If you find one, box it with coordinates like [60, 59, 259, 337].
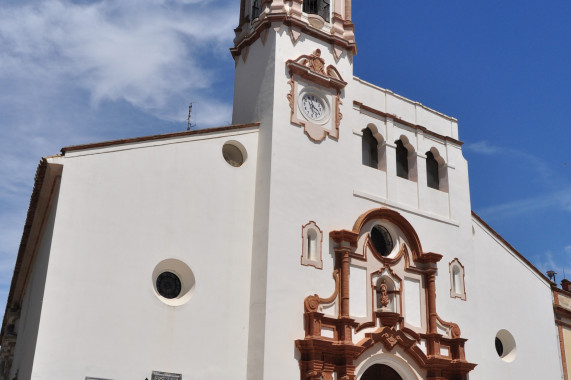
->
[61, 123, 260, 154]
[554, 304, 571, 319]
[353, 101, 463, 146]
[231, 14, 357, 59]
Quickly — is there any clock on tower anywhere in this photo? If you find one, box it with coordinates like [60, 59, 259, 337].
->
[286, 49, 346, 142]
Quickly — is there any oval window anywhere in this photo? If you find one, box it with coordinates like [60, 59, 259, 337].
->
[495, 329, 517, 362]
[371, 225, 394, 257]
[152, 259, 196, 306]
[222, 142, 246, 167]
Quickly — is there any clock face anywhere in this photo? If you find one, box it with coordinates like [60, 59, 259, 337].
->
[300, 93, 327, 122]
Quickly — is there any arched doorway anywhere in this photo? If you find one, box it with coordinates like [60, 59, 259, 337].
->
[361, 364, 403, 380]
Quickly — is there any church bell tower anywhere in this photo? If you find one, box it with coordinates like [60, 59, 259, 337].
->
[231, 0, 356, 129]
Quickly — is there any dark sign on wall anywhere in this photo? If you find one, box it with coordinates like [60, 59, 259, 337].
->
[151, 371, 182, 380]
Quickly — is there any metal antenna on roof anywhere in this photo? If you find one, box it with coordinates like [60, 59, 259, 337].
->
[547, 270, 557, 283]
[186, 102, 197, 131]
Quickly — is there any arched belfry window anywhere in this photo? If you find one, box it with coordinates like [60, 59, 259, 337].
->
[395, 140, 409, 179]
[426, 151, 439, 189]
[303, 0, 330, 22]
[425, 148, 448, 192]
[362, 128, 378, 168]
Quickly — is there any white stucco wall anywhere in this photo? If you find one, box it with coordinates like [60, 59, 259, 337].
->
[19, 127, 259, 380]
[467, 219, 562, 379]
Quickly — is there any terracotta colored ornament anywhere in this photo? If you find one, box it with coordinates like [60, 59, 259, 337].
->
[380, 279, 390, 308]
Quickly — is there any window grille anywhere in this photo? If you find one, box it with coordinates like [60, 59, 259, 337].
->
[252, 0, 261, 20]
[303, 0, 330, 22]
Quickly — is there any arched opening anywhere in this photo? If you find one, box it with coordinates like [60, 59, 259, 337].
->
[426, 148, 448, 192]
[361, 364, 403, 380]
[362, 127, 379, 168]
[425, 151, 439, 189]
[449, 258, 466, 300]
[301, 221, 323, 269]
[452, 266, 462, 294]
[307, 229, 317, 261]
[395, 140, 409, 179]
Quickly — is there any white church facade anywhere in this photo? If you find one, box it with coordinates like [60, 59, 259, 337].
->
[0, 0, 565, 379]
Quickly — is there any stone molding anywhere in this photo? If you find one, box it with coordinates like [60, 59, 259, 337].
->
[296, 208, 477, 380]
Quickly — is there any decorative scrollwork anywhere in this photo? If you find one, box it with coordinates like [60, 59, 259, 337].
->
[380, 329, 403, 350]
[286, 49, 345, 84]
[335, 93, 343, 130]
[287, 76, 295, 118]
[303, 269, 339, 312]
[450, 323, 461, 339]
[299, 49, 326, 75]
[304, 295, 320, 312]
[436, 314, 462, 339]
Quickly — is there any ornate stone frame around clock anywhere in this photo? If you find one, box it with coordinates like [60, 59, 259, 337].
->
[295, 208, 477, 380]
[286, 49, 346, 142]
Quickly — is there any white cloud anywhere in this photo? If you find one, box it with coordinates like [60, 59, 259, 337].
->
[0, 0, 236, 121]
[465, 141, 501, 155]
[466, 140, 555, 182]
[0, 0, 239, 322]
[534, 248, 571, 282]
[468, 140, 571, 219]
[477, 186, 571, 220]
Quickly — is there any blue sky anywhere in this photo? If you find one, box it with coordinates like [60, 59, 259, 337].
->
[0, 0, 569, 323]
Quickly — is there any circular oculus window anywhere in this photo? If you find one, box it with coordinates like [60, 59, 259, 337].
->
[495, 329, 517, 362]
[156, 271, 182, 299]
[222, 141, 247, 167]
[370, 225, 394, 257]
[152, 259, 195, 306]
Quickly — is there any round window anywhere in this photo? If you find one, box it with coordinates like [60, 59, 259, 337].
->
[495, 329, 517, 362]
[152, 259, 195, 306]
[156, 271, 182, 299]
[222, 142, 246, 167]
[370, 225, 394, 257]
[495, 337, 503, 357]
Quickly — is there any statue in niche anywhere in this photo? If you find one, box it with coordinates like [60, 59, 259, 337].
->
[379, 279, 390, 308]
